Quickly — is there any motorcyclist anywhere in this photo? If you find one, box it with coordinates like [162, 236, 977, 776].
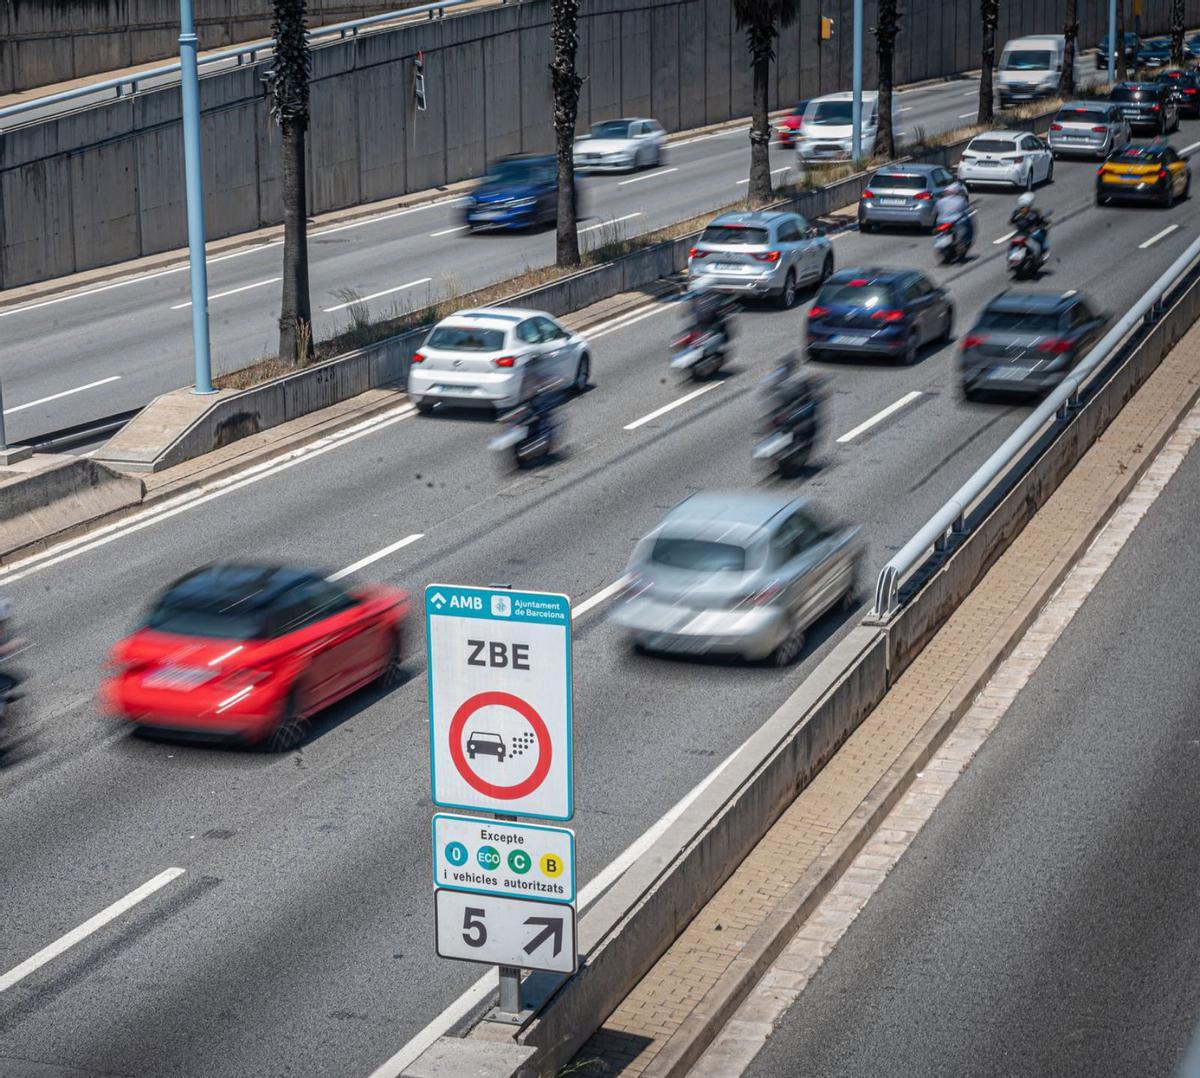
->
[0, 596, 21, 707]
[936, 180, 973, 249]
[1010, 191, 1049, 260]
[686, 282, 736, 342]
[762, 352, 821, 439]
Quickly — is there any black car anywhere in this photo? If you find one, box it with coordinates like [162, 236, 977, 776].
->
[1096, 32, 1140, 66]
[807, 268, 954, 366]
[1155, 69, 1200, 117]
[960, 291, 1109, 399]
[1109, 82, 1179, 134]
[1136, 38, 1172, 70]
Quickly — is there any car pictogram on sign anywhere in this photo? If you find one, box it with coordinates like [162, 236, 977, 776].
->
[466, 730, 506, 763]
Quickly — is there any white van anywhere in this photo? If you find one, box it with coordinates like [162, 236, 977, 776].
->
[795, 91, 884, 161]
[997, 35, 1065, 108]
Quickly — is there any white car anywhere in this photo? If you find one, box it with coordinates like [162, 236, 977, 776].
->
[795, 91, 884, 161]
[574, 118, 666, 172]
[408, 308, 591, 415]
[957, 130, 1054, 191]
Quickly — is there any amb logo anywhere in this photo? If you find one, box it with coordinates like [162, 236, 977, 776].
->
[429, 591, 483, 611]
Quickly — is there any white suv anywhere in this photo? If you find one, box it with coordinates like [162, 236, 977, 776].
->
[795, 92, 883, 161]
[408, 308, 591, 416]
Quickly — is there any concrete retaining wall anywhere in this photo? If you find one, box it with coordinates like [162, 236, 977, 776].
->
[2, 0, 1189, 289]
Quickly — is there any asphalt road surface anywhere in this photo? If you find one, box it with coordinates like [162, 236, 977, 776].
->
[746, 395, 1200, 1078]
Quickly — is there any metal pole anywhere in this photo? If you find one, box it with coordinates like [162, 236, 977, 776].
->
[179, 0, 215, 395]
[1108, 0, 1117, 85]
[851, 0, 863, 161]
[0, 379, 7, 451]
[494, 807, 522, 1015]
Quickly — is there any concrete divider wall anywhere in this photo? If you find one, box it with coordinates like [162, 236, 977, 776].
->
[2, 0, 1187, 289]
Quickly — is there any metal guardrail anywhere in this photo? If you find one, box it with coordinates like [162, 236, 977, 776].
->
[873, 232, 1200, 619]
[26, 409, 142, 454]
[0, 0, 496, 123]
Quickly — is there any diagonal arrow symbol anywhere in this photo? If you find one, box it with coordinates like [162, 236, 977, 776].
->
[523, 916, 564, 957]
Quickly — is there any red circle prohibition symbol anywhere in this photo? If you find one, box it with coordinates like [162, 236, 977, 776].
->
[448, 691, 552, 800]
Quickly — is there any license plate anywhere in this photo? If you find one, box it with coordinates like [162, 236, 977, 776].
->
[833, 334, 869, 346]
[754, 432, 794, 458]
[979, 160, 1000, 167]
[712, 263, 745, 272]
[990, 366, 1029, 381]
[650, 634, 712, 655]
[474, 210, 504, 220]
[144, 666, 212, 690]
[879, 197, 907, 206]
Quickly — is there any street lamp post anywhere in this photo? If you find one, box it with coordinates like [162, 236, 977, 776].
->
[179, 0, 215, 395]
[851, 0, 864, 160]
[1108, 0, 1117, 84]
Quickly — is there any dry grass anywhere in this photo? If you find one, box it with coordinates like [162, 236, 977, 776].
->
[214, 357, 294, 390]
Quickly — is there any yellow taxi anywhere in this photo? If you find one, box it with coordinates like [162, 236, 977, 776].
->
[1096, 142, 1191, 207]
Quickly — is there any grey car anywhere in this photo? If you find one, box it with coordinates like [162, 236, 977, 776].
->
[1047, 102, 1130, 159]
[609, 492, 862, 666]
[858, 164, 957, 232]
[687, 211, 835, 309]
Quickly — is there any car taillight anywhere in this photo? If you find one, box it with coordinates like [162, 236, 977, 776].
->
[1158, 168, 1169, 180]
[1187, 88, 1198, 94]
[674, 331, 700, 347]
[493, 356, 516, 368]
[411, 351, 426, 364]
[861, 188, 875, 199]
[1011, 155, 1025, 163]
[1050, 123, 1064, 131]
[871, 309, 905, 323]
[1037, 339, 1073, 355]
[936, 222, 951, 232]
[689, 247, 708, 259]
[754, 251, 782, 262]
[1092, 126, 1108, 133]
[962, 334, 986, 349]
[1152, 103, 1161, 110]
[1011, 236, 1027, 246]
[913, 191, 932, 200]
[808, 304, 829, 319]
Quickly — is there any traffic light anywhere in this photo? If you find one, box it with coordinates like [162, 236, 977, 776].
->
[819, 16, 834, 41]
[414, 49, 427, 112]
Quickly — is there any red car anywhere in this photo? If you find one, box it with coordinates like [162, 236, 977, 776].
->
[775, 101, 811, 148]
[101, 563, 409, 750]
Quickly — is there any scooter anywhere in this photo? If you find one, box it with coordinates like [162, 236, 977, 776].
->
[1007, 218, 1050, 279]
[933, 214, 972, 264]
[753, 396, 821, 478]
[489, 400, 560, 468]
[670, 328, 728, 381]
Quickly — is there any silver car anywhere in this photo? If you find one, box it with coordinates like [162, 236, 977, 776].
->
[858, 164, 957, 233]
[610, 492, 862, 665]
[687, 211, 834, 309]
[1047, 102, 1130, 160]
[573, 118, 667, 172]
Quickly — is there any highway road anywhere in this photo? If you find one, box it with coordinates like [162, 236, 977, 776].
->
[0, 126, 1197, 1075]
[745, 414, 1200, 1078]
[0, 73, 1001, 442]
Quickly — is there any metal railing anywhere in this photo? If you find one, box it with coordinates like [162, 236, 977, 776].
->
[0, 0, 496, 124]
[872, 232, 1200, 620]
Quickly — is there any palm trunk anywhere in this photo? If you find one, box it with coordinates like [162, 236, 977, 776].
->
[551, 0, 582, 267]
[279, 118, 312, 365]
[978, 0, 997, 125]
[1060, 0, 1078, 96]
[1171, 0, 1185, 66]
[747, 25, 774, 201]
[874, 0, 898, 159]
[1116, 0, 1127, 83]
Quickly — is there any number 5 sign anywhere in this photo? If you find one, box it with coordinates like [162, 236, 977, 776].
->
[434, 889, 577, 975]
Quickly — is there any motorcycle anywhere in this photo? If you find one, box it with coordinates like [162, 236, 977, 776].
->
[753, 390, 822, 478]
[0, 639, 27, 756]
[670, 327, 729, 381]
[1007, 216, 1050, 279]
[933, 214, 972, 264]
[489, 398, 560, 468]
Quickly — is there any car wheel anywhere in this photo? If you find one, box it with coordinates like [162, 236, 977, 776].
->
[858, 218, 873, 234]
[769, 623, 806, 667]
[378, 630, 405, 690]
[903, 328, 920, 366]
[415, 400, 435, 415]
[939, 304, 954, 343]
[1046, 158, 1054, 184]
[654, 145, 663, 167]
[1185, 174, 1192, 200]
[266, 688, 309, 753]
[1024, 167, 1034, 191]
[573, 352, 591, 393]
[819, 252, 834, 283]
[1164, 183, 1176, 209]
[1096, 193, 1110, 207]
[777, 270, 798, 310]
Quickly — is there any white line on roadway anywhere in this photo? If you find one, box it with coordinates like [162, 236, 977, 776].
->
[0, 404, 418, 587]
[308, 194, 470, 239]
[738, 167, 790, 184]
[993, 230, 1016, 245]
[898, 107, 914, 113]
[624, 381, 722, 431]
[958, 110, 977, 119]
[329, 534, 424, 581]
[836, 391, 922, 444]
[3, 375, 121, 415]
[618, 167, 680, 186]
[170, 277, 280, 310]
[572, 575, 630, 618]
[429, 225, 469, 237]
[580, 212, 644, 234]
[1139, 224, 1179, 249]
[672, 126, 748, 147]
[1180, 139, 1200, 156]
[589, 302, 674, 339]
[366, 730, 749, 1078]
[323, 278, 432, 312]
[0, 868, 185, 994]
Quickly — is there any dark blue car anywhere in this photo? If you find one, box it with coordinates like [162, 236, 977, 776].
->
[806, 268, 954, 365]
[463, 154, 568, 232]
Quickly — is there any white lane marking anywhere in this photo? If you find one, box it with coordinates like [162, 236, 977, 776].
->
[430, 225, 469, 238]
[323, 278, 432, 313]
[624, 381, 722, 431]
[309, 195, 470, 238]
[0, 405, 417, 587]
[898, 107, 914, 113]
[588, 302, 673, 339]
[1139, 224, 1180, 249]
[962, 90, 977, 96]
[0, 868, 186, 994]
[618, 167, 680, 186]
[3, 376, 121, 415]
[993, 230, 1016, 245]
[836, 391, 923, 444]
[958, 110, 978, 119]
[328, 534, 424, 581]
[572, 575, 630, 619]
[695, 402, 1200, 1078]
[672, 126, 748, 147]
[737, 167, 790, 184]
[366, 730, 748, 1078]
[170, 277, 280, 310]
[1180, 139, 1200, 155]
[579, 212, 644, 234]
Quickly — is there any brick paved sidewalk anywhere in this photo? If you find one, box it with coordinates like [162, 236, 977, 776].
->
[573, 321, 1200, 1077]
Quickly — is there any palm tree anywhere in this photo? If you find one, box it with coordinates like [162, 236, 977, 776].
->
[270, 0, 313, 365]
[1059, 0, 1078, 96]
[1116, 0, 1128, 83]
[873, 0, 901, 159]
[1170, 0, 1186, 67]
[550, 0, 583, 267]
[734, 0, 801, 202]
[978, 0, 998, 125]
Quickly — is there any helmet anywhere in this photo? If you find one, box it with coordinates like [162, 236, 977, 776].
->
[1017, 192, 1036, 209]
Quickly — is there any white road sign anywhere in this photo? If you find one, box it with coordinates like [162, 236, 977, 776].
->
[433, 813, 576, 904]
[434, 889, 577, 975]
[425, 584, 573, 821]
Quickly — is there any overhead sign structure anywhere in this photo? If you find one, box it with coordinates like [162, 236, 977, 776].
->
[435, 889, 577, 975]
[434, 813, 576, 904]
[425, 584, 573, 821]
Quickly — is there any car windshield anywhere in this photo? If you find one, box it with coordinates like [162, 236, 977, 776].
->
[650, 537, 747, 572]
[807, 101, 855, 124]
[487, 160, 538, 182]
[967, 138, 1019, 153]
[1109, 146, 1165, 163]
[976, 309, 1062, 333]
[700, 225, 769, 245]
[1003, 50, 1053, 70]
[817, 283, 893, 308]
[145, 603, 266, 641]
[870, 172, 928, 189]
[1057, 107, 1106, 123]
[1110, 86, 1156, 101]
[590, 121, 633, 139]
[427, 326, 505, 351]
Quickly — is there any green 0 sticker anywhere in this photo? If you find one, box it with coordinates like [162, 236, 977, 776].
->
[508, 848, 532, 874]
